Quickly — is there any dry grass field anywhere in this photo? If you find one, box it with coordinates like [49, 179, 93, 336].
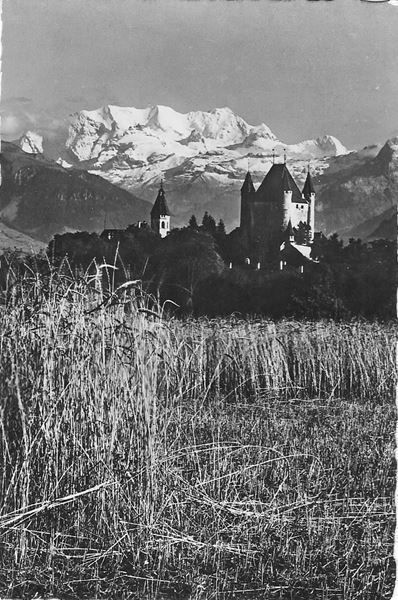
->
[0, 264, 396, 599]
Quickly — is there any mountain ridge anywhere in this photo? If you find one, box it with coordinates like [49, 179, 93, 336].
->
[0, 141, 151, 242]
[11, 103, 397, 241]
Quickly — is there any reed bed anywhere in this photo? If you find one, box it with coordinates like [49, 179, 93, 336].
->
[0, 265, 396, 599]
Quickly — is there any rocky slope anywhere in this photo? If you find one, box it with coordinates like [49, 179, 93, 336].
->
[344, 205, 396, 242]
[0, 222, 45, 253]
[314, 138, 398, 238]
[0, 141, 151, 242]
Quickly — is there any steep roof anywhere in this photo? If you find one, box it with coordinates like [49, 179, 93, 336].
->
[241, 171, 256, 194]
[282, 169, 292, 192]
[256, 163, 306, 204]
[151, 183, 170, 218]
[280, 241, 312, 265]
[302, 171, 315, 198]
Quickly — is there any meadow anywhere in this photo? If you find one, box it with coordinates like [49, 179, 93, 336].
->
[0, 262, 396, 599]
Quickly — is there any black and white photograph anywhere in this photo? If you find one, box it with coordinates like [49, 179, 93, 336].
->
[0, 0, 397, 598]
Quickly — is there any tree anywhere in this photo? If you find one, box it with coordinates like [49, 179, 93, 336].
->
[295, 222, 310, 245]
[311, 233, 343, 263]
[149, 229, 224, 313]
[201, 212, 217, 235]
[217, 219, 226, 236]
[188, 215, 199, 230]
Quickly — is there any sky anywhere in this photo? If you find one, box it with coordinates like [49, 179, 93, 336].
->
[1, 0, 398, 150]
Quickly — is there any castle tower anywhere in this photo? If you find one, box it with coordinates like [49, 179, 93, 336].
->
[302, 168, 316, 242]
[151, 181, 170, 238]
[240, 170, 256, 236]
[240, 157, 313, 268]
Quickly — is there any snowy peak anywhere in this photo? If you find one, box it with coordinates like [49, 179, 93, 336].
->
[18, 131, 44, 154]
[315, 135, 349, 156]
[279, 135, 349, 160]
[64, 103, 349, 166]
[147, 105, 190, 135]
[64, 103, 349, 170]
[65, 104, 278, 163]
[15, 103, 353, 233]
[186, 107, 252, 143]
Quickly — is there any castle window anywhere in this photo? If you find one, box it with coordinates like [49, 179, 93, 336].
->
[296, 204, 298, 209]
[161, 221, 165, 229]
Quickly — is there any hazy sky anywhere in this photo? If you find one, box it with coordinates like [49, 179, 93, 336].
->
[1, 0, 398, 149]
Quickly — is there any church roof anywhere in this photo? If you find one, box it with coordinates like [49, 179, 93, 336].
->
[241, 171, 256, 194]
[302, 171, 315, 197]
[151, 183, 170, 218]
[256, 164, 306, 204]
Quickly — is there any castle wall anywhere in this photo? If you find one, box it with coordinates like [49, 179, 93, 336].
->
[248, 201, 283, 264]
[289, 201, 308, 228]
[250, 201, 282, 239]
[282, 191, 292, 229]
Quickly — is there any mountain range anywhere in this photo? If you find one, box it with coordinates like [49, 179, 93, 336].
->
[0, 104, 396, 251]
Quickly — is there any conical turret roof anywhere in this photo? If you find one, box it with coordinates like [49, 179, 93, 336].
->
[302, 171, 315, 198]
[241, 171, 256, 194]
[151, 182, 170, 217]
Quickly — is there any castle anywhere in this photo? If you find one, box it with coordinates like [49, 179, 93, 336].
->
[240, 158, 316, 270]
[125, 161, 316, 272]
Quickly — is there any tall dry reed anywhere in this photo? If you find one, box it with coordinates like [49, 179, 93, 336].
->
[0, 262, 395, 598]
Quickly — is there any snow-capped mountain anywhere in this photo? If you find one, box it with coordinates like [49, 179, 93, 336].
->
[52, 104, 349, 228]
[64, 104, 347, 167]
[65, 105, 272, 163]
[18, 131, 44, 155]
[14, 104, 396, 240]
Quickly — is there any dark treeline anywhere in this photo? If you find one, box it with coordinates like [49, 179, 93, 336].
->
[2, 213, 395, 320]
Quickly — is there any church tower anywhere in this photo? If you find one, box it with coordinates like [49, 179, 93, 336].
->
[151, 181, 170, 238]
[302, 168, 316, 242]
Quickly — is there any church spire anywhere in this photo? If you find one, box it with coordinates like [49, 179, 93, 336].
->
[151, 180, 170, 217]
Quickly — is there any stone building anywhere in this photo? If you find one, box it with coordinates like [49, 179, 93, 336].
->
[240, 159, 315, 269]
